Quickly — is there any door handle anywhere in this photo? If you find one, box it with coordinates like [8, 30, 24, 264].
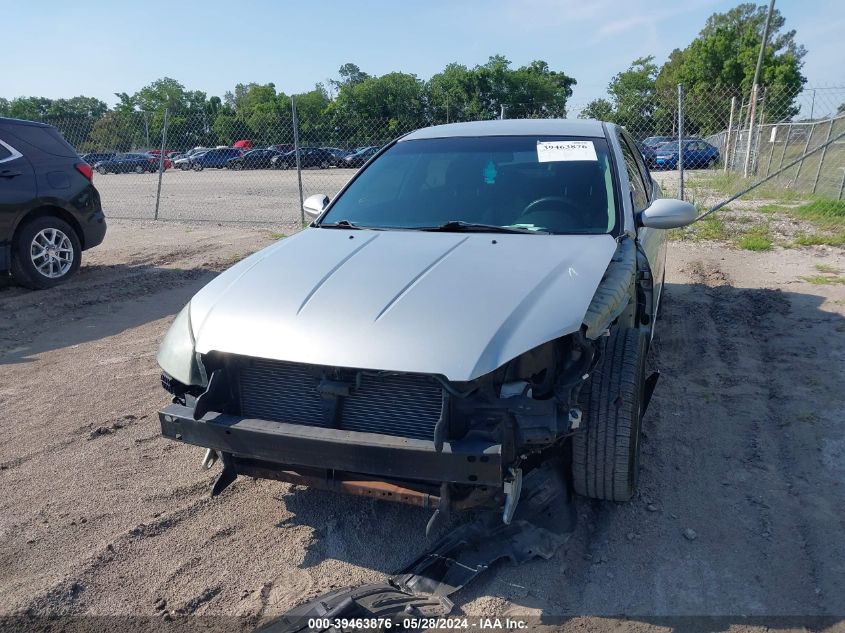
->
[0, 170, 22, 178]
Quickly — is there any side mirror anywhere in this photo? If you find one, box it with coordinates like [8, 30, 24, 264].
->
[640, 197, 697, 229]
[303, 193, 329, 221]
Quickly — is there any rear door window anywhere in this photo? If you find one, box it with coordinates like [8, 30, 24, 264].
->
[5, 124, 78, 157]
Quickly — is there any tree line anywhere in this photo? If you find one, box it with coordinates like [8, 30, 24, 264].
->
[0, 3, 807, 151]
[579, 3, 806, 136]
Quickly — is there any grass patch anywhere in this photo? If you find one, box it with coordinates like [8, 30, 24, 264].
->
[696, 171, 809, 202]
[815, 263, 841, 274]
[793, 232, 845, 247]
[737, 226, 773, 251]
[757, 203, 789, 214]
[695, 215, 728, 241]
[269, 232, 286, 240]
[667, 212, 728, 242]
[789, 199, 845, 229]
[800, 274, 845, 285]
[738, 234, 773, 251]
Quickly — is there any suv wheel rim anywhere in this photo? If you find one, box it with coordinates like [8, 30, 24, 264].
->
[30, 228, 74, 278]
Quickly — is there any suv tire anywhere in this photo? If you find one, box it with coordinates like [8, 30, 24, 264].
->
[11, 216, 82, 289]
[572, 328, 647, 501]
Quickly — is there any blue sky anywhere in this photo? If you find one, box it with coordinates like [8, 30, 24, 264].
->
[5, 0, 843, 109]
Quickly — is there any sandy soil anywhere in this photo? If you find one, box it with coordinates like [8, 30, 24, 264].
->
[1, 220, 844, 631]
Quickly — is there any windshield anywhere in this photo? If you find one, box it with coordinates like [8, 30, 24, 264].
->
[321, 135, 617, 234]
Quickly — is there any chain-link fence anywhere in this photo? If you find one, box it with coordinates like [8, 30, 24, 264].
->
[28, 84, 845, 226]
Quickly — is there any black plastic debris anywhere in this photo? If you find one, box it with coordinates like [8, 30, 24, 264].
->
[256, 459, 576, 633]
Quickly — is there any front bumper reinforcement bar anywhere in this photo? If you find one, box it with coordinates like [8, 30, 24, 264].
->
[159, 403, 504, 487]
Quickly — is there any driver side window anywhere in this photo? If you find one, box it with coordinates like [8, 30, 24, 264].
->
[619, 135, 649, 212]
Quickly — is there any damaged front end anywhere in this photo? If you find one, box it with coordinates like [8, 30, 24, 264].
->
[159, 330, 593, 531]
[158, 237, 640, 528]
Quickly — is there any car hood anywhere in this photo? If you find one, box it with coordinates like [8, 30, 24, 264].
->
[189, 228, 618, 381]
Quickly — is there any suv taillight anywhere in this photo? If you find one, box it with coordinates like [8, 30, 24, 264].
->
[75, 162, 93, 181]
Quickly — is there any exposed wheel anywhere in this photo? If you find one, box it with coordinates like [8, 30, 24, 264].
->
[134, 164, 144, 174]
[96, 165, 108, 175]
[180, 163, 190, 171]
[193, 163, 204, 171]
[231, 162, 243, 170]
[320, 160, 329, 169]
[572, 328, 647, 502]
[11, 216, 82, 289]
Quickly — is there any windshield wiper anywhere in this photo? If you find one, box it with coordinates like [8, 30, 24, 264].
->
[420, 221, 548, 234]
[318, 219, 363, 229]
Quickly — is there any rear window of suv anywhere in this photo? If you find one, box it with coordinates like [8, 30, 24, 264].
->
[4, 123, 78, 158]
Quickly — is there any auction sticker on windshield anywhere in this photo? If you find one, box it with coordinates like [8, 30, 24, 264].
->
[537, 140, 597, 162]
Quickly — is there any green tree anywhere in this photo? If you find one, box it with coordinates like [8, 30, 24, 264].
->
[579, 98, 615, 121]
[656, 2, 806, 132]
[605, 56, 660, 135]
[428, 63, 483, 122]
[428, 56, 575, 122]
[84, 111, 138, 151]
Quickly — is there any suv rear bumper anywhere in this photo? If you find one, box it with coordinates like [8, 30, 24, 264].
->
[159, 403, 504, 486]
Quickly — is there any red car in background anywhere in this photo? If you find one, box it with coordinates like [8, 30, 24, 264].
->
[145, 152, 172, 169]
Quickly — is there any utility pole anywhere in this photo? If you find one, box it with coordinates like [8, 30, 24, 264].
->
[751, 0, 776, 93]
[744, 0, 775, 177]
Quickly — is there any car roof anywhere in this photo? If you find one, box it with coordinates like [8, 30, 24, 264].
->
[401, 118, 607, 141]
[0, 116, 53, 129]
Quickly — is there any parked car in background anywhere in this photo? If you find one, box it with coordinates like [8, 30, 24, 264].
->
[93, 153, 158, 174]
[342, 145, 380, 168]
[226, 148, 285, 170]
[323, 147, 354, 165]
[653, 139, 720, 169]
[145, 153, 171, 170]
[269, 143, 294, 153]
[174, 152, 205, 170]
[1, 117, 106, 288]
[639, 136, 676, 167]
[189, 148, 243, 171]
[271, 147, 334, 170]
[80, 152, 116, 165]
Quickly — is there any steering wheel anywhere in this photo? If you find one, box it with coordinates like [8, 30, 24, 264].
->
[516, 196, 582, 227]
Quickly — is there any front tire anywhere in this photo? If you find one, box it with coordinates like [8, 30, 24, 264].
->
[572, 328, 647, 502]
[11, 216, 82, 289]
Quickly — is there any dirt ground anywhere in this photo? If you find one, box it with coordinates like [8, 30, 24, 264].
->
[1, 219, 844, 631]
[94, 167, 356, 225]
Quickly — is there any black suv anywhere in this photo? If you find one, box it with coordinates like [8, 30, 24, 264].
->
[1, 117, 107, 289]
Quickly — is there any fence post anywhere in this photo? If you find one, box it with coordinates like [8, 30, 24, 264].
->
[752, 87, 767, 175]
[776, 123, 791, 173]
[838, 168, 845, 201]
[291, 96, 305, 226]
[764, 124, 777, 177]
[677, 84, 684, 200]
[811, 117, 835, 194]
[153, 107, 169, 221]
[731, 120, 742, 171]
[792, 121, 815, 188]
[743, 84, 758, 177]
[724, 96, 736, 172]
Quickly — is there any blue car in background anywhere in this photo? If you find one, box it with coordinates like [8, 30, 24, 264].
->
[653, 139, 720, 170]
[639, 136, 676, 167]
[189, 147, 243, 171]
